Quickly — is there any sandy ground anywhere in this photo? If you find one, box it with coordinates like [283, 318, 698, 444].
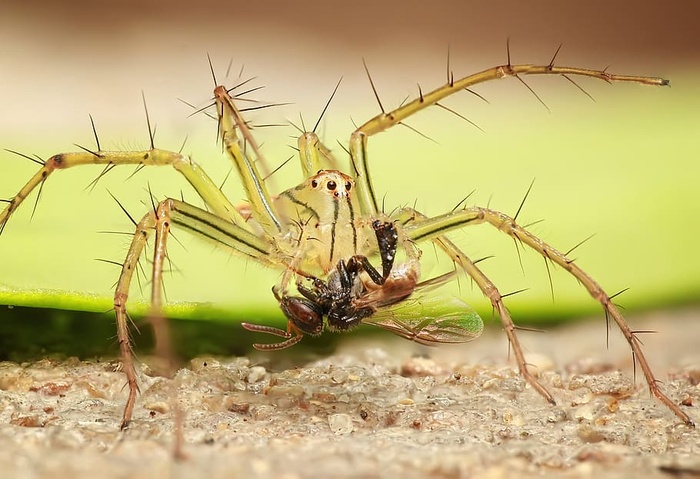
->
[0, 308, 698, 479]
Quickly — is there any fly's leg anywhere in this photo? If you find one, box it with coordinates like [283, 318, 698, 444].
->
[114, 198, 273, 428]
[403, 206, 694, 426]
[394, 207, 554, 403]
[349, 51, 668, 216]
[338, 219, 399, 286]
[0, 146, 246, 235]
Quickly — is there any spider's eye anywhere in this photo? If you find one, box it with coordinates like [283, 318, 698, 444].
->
[327, 180, 336, 191]
[345, 181, 352, 191]
[311, 180, 318, 188]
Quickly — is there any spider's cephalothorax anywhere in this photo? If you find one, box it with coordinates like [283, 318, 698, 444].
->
[0, 50, 692, 428]
[274, 169, 375, 275]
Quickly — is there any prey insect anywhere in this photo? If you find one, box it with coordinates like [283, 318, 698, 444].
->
[1, 46, 694, 429]
[242, 219, 483, 349]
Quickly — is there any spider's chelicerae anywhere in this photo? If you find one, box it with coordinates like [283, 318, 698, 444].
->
[0, 48, 693, 429]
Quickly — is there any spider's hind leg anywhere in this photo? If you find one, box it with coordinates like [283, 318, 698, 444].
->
[400, 205, 693, 426]
[393, 207, 555, 404]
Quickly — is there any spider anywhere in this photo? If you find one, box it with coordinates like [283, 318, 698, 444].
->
[0, 47, 693, 430]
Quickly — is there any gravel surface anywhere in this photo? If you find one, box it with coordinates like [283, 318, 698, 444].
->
[0, 308, 698, 479]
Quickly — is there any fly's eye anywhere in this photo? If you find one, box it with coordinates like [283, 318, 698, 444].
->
[345, 181, 352, 191]
[311, 179, 318, 188]
[327, 180, 336, 191]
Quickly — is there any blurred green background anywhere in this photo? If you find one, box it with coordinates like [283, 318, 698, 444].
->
[0, 0, 698, 358]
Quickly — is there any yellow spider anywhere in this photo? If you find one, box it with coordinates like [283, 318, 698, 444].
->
[0, 47, 692, 429]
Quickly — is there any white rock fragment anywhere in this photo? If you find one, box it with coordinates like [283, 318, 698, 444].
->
[246, 366, 267, 383]
[574, 402, 599, 421]
[328, 413, 354, 434]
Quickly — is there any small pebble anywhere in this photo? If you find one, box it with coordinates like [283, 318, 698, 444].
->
[328, 413, 353, 434]
[247, 366, 267, 383]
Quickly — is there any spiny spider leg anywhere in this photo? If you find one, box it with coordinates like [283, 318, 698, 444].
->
[114, 198, 274, 428]
[213, 85, 282, 235]
[393, 207, 555, 403]
[295, 78, 345, 177]
[0, 135, 245, 235]
[296, 131, 343, 177]
[401, 206, 694, 426]
[349, 48, 668, 217]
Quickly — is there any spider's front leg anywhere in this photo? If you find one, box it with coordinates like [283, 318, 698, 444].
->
[114, 198, 273, 428]
[0, 143, 248, 236]
[402, 205, 694, 426]
[345, 51, 669, 218]
[213, 85, 283, 235]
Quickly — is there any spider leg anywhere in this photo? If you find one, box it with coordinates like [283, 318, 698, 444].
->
[114, 198, 273, 428]
[293, 78, 345, 177]
[402, 206, 693, 426]
[394, 207, 554, 402]
[296, 132, 343, 177]
[214, 86, 284, 235]
[0, 147, 246, 235]
[2, 76, 299, 236]
[114, 208, 152, 430]
[348, 56, 668, 217]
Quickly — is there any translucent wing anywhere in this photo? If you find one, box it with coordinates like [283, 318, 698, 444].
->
[363, 287, 483, 346]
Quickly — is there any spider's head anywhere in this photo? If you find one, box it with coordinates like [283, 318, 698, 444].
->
[277, 169, 365, 272]
[307, 170, 354, 200]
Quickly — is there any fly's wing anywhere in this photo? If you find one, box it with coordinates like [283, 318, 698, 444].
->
[364, 293, 483, 346]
